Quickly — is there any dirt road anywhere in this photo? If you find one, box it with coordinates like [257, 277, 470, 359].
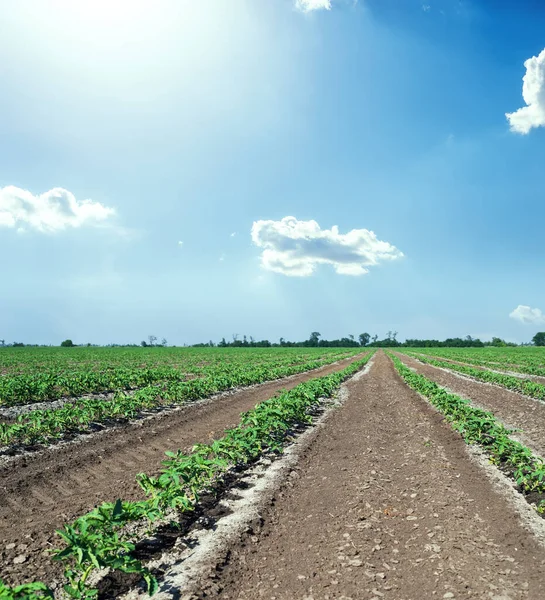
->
[0, 354, 364, 586]
[205, 352, 545, 599]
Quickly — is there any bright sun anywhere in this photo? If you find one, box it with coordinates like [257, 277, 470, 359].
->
[51, 0, 151, 29]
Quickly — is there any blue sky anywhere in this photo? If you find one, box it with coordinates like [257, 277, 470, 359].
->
[1, 0, 544, 345]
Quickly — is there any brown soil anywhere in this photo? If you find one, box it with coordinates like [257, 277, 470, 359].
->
[397, 352, 545, 457]
[203, 351, 545, 600]
[0, 354, 364, 586]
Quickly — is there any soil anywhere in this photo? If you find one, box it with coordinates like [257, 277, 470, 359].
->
[0, 354, 364, 586]
[397, 352, 545, 458]
[202, 351, 545, 600]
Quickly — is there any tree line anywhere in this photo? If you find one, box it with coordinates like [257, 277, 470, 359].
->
[193, 332, 529, 348]
[2, 331, 545, 348]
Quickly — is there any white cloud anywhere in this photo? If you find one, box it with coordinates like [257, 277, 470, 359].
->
[178, 240, 184, 246]
[251, 216, 403, 277]
[506, 48, 545, 134]
[220, 253, 226, 262]
[509, 305, 545, 325]
[0, 186, 115, 233]
[422, 4, 431, 12]
[295, 0, 332, 12]
[230, 232, 237, 237]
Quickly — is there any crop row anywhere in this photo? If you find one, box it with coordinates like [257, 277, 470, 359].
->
[389, 354, 545, 508]
[0, 347, 354, 378]
[402, 352, 545, 402]
[0, 346, 208, 378]
[0, 351, 363, 449]
[0, 349, 356, 407]
[0, 354, 372, 599]
[412, 347, 545, 376]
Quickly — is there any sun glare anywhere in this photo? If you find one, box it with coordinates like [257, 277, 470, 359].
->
[52, 0, 152, 29]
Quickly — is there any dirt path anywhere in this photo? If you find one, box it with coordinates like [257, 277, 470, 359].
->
[0, 354, 365, 586]
[397, 352, 545, 458]
[206, 351, 545, 600]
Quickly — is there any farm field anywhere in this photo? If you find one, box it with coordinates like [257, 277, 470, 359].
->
[2, 347, 545, 598]
[406, 346, 545, 377]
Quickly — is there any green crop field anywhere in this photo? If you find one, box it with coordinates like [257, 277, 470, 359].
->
[5, 345, 545, 599]
[0, 346, 369, 598]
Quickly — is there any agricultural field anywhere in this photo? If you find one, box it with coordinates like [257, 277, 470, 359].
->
[2, 347, 545, 599]
[405, 346, 545, 376]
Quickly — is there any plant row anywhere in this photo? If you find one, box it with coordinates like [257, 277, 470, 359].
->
[0, 352, 363, 448]
[0, 347, 354, 377]
[389, 353, 545, 508]
[403, 352, 545, 402]
[412, 347, 545, 376]
[0, 354, 372, 599]
[0, 349, 355, 407]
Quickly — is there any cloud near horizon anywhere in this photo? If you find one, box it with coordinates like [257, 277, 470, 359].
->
[506, 48, 545, 134]
[509, 305, 545, 325]
[251, 216, 403, 277]
[0, 186, 115, 233]
[295, 0, 332, 12]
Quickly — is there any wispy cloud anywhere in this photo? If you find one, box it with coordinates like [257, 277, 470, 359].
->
[251, 216, 403, 277]
[506, 48, 545, 134]
[0, 186, 115, 233]
[295, 0, 332, 13]
[230, 232, 237, 237]
[178, 241, 184, 247]
[509, 305, 545, 324]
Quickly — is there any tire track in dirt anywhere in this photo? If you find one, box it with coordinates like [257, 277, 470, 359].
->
[396, 352, 545, 458]
[204, 351, 545, 600]
[0, 354, 366, 586]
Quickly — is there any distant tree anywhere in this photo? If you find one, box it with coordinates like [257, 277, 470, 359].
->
[219, 337, 227, 347]
[0, 339, 4, 347]
[148, 335, 157, 347]
[358, 333, 370, 347]
[60, 339, 74, 347]
[141, 340, 148, 347]
[309, 332, 321, 347]
[372, 334, 378, 343]
[533, 332, 545, 347]
[161, 338, 168, 347]
[491, 337, 507, 347]
[279, 337, 286, 346]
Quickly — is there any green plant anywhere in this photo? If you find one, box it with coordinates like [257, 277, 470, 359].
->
[53, 500, 159, 599]
[0, 581, 53, 599]
[389, 352, 545, 510]
[50, 353, 373, 598]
